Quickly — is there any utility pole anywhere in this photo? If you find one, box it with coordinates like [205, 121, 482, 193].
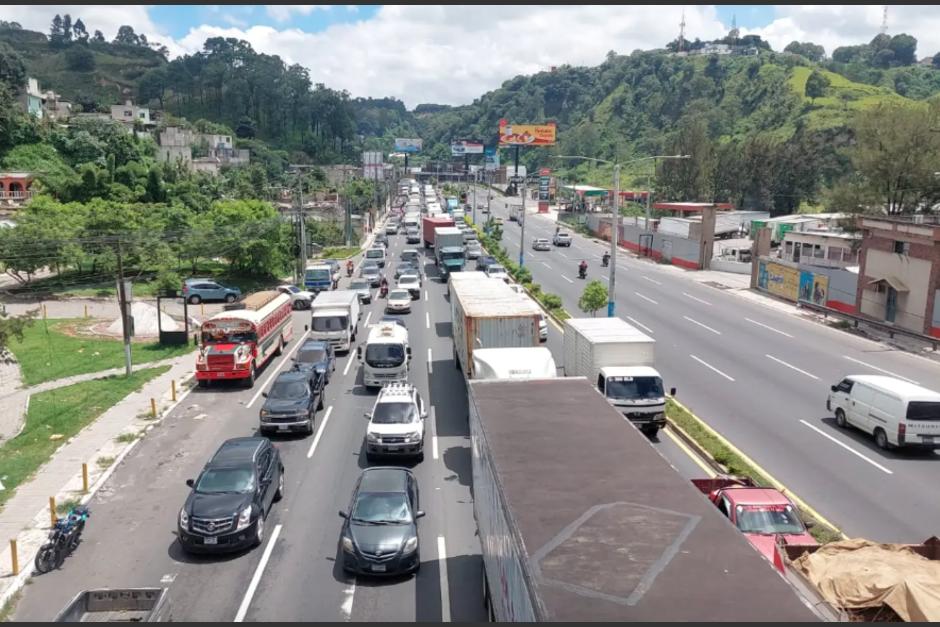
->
[518, 179, 527, 268]
[472, 172, 477, 225]
[115, 242, 132, 377]
[609, 163, 621, 317]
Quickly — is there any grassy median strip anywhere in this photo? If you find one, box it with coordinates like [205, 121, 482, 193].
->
[317, 246, 362, 260]
[666, 398, 843, 544]
[0, 366, 169, 509]
[8, 319, 193, 386]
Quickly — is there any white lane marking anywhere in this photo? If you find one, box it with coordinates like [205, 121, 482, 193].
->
[341, 579, 356, 621]
[799, 420, 893, 474]
[557, 251, 568, 258]
[683, 315, 721, 335]
[765, 354, 819, 380]
[425, 289, 428, 302]
[343, 354, 355, 377]
[689, 354, 735, 382]
[634, 292, 658, 305]
[437, 536, 451, 622]
[683, 292, 711, 305]
[562, 275, 574, 283]
[432, 435, 439, 460]
[246, 330, 309, 408]
[843, 356, 919, 385]
[642, 276, 662, 286]
[363, 311, 372, 326]
[626, 316, 653, 335]
[427, 348, 433, 374]
[540, 262, 552, 269]
[234, 523, 283, 622]
[745, 318, 794, 338]
[307, 406, 333, 459]
[430, 406, 438, 460]
[598, 275, 609, 281]
[426, 312, 431, 329]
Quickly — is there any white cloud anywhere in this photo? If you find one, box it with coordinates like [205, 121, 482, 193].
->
[265, 5, 332, 23]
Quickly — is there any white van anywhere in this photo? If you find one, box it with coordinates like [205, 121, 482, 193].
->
[357, 322, 411, 388]
[364, 246, 387, 268]
[827, 375, 940, 450]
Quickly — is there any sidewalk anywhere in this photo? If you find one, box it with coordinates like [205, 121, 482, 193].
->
[0, 352, 197, 610]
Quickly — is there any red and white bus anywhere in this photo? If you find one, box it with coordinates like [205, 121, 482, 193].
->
[195, 291, 293, 388]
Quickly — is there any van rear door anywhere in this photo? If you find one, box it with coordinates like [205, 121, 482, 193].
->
[904, 401, 940, 446]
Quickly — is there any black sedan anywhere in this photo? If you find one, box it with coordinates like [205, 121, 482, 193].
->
[178, 437, 283, 554]
[339, 467, 424, 576]
[291, 339, 336, 384]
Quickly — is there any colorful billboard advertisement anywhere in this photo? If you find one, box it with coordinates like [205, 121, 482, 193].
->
[451, 139, 484, 156]
[799, 271, 829, 305]
[757, 260, 800, 300]
[497, 119, 556, 146]
[394, 138, 422, 153]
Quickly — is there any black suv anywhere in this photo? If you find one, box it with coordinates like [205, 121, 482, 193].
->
[292, 339, 335, 385]
[178, 437, 283, 554]
[259, 370, 324, 436]
[338, 467, 424, 576]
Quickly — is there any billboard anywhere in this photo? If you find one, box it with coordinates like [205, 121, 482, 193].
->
[451, 139, 485, 156]
[394, 138, 423, 153]
[362, 151, 384, 181]
[497, 119, 557, 146]
[757, 260, 800, 300]
[484, 146, 499, 171]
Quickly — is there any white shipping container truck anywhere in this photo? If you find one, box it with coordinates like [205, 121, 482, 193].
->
[562, 317, 669, 436]
[451, 276, 542, 378]
[471, 347, 557, 380]
[310, 290, 361, 353]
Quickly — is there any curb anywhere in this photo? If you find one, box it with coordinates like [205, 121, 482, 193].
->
[664, 417, 726, 476]
[0, 368, 197, 616]
[667, 395, 846, 540]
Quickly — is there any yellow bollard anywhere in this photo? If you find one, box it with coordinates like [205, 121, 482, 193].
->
[49, 496, 57, 527]
[42, 304, 47, 319]
[151, 398, 157, 419]
[171, 379, 177, 402]
[84, 304, 89, 319]
[10, 539, 18, 576]
[82, 463, 89, 493]
[200, 303, 205, 318]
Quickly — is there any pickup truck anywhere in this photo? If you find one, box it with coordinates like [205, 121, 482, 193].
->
[55, 588, 169, 622]
[692, 476, 817, 568]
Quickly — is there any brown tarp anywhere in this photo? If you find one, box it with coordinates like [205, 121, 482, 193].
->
[794, 539, 940, 621]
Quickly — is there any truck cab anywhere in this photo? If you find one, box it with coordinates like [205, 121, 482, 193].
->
[358, 322, 412, 389]
[595, 366, 666, 436]
[438, 246, 465, 280]
[310, 290, 360, 353]
[304, 263, 334, 293]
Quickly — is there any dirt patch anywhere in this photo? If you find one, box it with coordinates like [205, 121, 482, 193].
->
[55, 320, 155, 344]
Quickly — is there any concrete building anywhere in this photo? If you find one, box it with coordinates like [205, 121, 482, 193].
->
[40, 88, 71, 122]
[0, 172, 36, 206]
[110, 100, 152, 127]
[17, 78, 43, 118]
[856, 215, 940, 338]
[781, 230, 861, 268]
[155, 126, 249, 173]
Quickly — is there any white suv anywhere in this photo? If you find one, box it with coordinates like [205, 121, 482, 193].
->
[364, 384, 427, 461]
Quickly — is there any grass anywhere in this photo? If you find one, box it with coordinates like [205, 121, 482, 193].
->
[0, 590, 22, 623]
[0, 366, 168, 509]
[7, 319, 194, 386]
[315, 247, 361, 260]
[115, 432, 138, 444]
[96, 456, 116, 469]
[55, 497, 82, 516]
[666, 398, 843, 544]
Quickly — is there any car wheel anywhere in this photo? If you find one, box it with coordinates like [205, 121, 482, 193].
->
[641, 425, 659, 438]
[198, 379, 209, 388]
[254, 513, 265, 546]
[244, 364, 256, 388]
[318, 395, 324, 410]
[306, 418, 315, 436]
[835, 409, 847, 428]
[188, 295, 201, 305]
[274, 471, 284, 502]
[293, 300, 303, 311]
[874, 428, 890, 450]
[225, 293, 236, 303]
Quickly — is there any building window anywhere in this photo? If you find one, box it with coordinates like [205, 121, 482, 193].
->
[827, 247, 843, 261]
[139, 112, 145, 119]
[124, 110, 132, 117]
[813, 244, 824, 258]
[894, 240, 910, 255]
[784, 241, 793, 260]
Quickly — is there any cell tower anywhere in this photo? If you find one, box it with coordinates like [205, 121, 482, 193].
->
[880, 5, 888, 35]
[678, 9, 686, 52]
[729, 14, 740, 44]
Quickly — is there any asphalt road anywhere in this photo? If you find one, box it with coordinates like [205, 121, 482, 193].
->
[479, 187, 940, 542]
[14, 231, 485, 621]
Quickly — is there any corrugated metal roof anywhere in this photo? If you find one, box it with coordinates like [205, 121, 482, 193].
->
[207, 291, 289, 325]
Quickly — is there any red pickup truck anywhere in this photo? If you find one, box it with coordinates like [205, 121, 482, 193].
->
[692, 476, 817, 569]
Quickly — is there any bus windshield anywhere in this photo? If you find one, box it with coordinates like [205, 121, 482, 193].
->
[201, 320, 257, 345]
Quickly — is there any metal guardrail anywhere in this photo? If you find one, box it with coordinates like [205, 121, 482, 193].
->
[796, 299, 938, 351]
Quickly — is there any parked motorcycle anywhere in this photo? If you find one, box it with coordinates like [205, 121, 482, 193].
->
[35, 506, 90, 574]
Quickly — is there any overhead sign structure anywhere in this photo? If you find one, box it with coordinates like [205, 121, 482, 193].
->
[394, 138, 423, 153]
[484, 146, 500, 171]
[450, 139, 485, 156]
[497, 120, 557, 146]
[362, 151, 384, 180]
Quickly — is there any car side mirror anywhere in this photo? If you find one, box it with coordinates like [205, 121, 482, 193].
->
[304, 324, 309, 332]
[830, 385, 838, 393]
[805, 519, 816, 529]
[262, 391, 268, 398]
[364, 411, 372, 419]
[415, 510, 426, 519]
[338, 510, 348, 519]
[186, 479, 194, 488]
[670, 387, 677, 397]
[406, 346, 412, 356]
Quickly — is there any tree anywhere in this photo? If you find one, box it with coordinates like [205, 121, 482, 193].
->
[0, 42, 26, 89]
[49, 14, 64, 42]
[873, 48, 896, 69]
[804, 70, 830, 102]
[235, 116, 256, 139]
[784, 41, 825, 62]
[888, 34, 917, 66]
[578, 280, 608, 317]
[65, 46, 95, 71]
[62, 14, 73, 41]
[933, 54, 940, 69]
[0, 309, 37, 350]
[92, 30, 105, 43]
[113, 25, 140, 46]
[144, 168, 165, 203]
[73, 18, 88, 42]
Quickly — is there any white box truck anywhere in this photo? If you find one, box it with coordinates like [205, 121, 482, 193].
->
[357, 321, 411, 388]
[451, 276, 542, 378]
[310, 289, 361, 353]
[471, 346, 557, 380]
[563, 317, 670, 436]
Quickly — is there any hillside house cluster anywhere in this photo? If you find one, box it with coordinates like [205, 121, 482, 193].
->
[16, 77, 72, 122]
[156, 127, 250, 174]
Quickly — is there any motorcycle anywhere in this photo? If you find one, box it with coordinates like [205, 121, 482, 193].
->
[346, 264, 354, 277]
[578, 265, 588, 280]
[379, 283, 389, 299]
[602, 255, 610, 268]
[35, 506, 90, 574]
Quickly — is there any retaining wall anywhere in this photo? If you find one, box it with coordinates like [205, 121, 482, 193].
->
[586, 215, 701, 270]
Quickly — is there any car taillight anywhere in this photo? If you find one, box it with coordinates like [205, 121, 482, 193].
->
[898, 422, 906, 445]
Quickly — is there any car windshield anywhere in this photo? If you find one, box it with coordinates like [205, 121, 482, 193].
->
[365, 343, 405, 367]
[296, 347, 327, 364]
[350, 280, 369, 290]
[312, 315, 348, 332]
[400, 276, 418, 285]
[195, 467, 255, 494]
[605, 376, 664, 400]
[269, 379, 308, 399]
[366, 249, 383, 259]
[390, 289, 410, 300]
[735, 505, 806, 535]
[442, 251, 463, 261]
[284, 285, 300, 293]
[488, 265, 505, 274]
[351, 492, 412, 524]
[372, 402, 417, 424]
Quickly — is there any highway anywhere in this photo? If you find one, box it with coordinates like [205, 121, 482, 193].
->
[478, 186, 940, 542]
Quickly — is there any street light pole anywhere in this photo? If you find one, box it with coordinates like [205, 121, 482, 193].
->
[609, 163, 620, 317]
[519, 180, 527, 268]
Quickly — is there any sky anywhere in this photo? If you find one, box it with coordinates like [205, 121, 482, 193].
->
[4, 5, 939, 108]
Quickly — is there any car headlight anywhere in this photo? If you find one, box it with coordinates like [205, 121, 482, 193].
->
[402, 535, 418, 554]
[179, 508, 189, 530]
[405, 431, 421, 443]
[342, 536, 354, 552]
[654, 412, 666, 420]
[259, 409, 270, 418]
[235, 505, 253, 532]
[367, 432, 380, 442]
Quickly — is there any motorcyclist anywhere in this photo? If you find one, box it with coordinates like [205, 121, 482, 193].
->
[602, 251, 610, 267]
[379, 276, 389, 296]
[579, 259, 588, 278]
[346, 259, 354, 276]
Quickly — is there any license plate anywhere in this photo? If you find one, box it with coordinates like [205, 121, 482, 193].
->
[217, 372, 226, 377]
[371, 564, 386, 572]
[922, 435, 935, 443]
[279, 424, 290, 431]
[203, 536, 218, 545]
